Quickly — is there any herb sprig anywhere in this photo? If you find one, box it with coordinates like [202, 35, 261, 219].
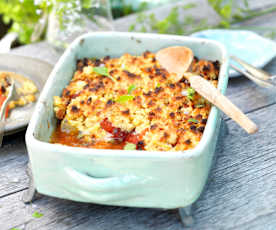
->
[188, 118, 199, 123]
[32, 211, 44, 218]
[116, 95, 134, 103]
[124, 142, 136, 150]
[187, 87, 196, 100]
[93, 67, 115, 82]
[127, 84, 136, 94]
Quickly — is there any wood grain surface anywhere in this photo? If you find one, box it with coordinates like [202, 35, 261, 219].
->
[1, 1, 276, 229]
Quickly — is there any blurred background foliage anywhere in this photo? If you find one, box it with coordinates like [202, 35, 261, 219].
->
[0, 0, 276, 44]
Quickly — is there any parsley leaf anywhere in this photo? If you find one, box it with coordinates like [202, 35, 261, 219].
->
[187, 87, 195, 100]
[124, 143, 136, 150]
[116, 95, 134, 103]
[93, 67, 115, 82]
[188, 118, 199, 123]
[127, 84, 136, 94]
[195, 104, 205, 108]
[32, 211, 44, 218]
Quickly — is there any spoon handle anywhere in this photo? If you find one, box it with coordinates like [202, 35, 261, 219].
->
[189, 75, 258, 134]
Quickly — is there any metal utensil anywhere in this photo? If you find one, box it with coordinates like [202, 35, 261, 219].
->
[0, 78, 15, 147]
[231, 55, 276, 89]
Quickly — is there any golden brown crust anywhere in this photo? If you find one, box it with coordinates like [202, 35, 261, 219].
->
[52, 51, 220, 151]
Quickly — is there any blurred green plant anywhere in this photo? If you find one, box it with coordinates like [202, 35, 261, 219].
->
[129, 3, 209, 35]
[0, 0, 97, 43]
[1, 0, 276, 44]
[0, 0, 51, 43]
[129, 0, 276, 38]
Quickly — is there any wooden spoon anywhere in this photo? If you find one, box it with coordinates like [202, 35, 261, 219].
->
[156, 46, 258, 134]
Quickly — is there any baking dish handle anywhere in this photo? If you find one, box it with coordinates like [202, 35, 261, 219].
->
[63, 167, 153, 202]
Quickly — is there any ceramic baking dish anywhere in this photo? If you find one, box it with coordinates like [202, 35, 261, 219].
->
[26, 32, 229, 209]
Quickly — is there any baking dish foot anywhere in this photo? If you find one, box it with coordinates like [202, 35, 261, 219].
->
[179, 205, 194, 227]
[21, 162, 42, 203]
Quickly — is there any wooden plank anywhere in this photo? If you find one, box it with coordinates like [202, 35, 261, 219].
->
[191, 102, 276, 229]
[0, 131, 28, 198]
[0, 191, 182, 230]
[1, 102, 276, 230]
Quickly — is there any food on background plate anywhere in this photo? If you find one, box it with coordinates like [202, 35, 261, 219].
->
[0, 72, 38, 118]
[0, 76, 11, 118]
[51, 51, 220, 151]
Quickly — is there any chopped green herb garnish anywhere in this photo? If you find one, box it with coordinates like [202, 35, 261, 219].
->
[11, 228, 20, 230]
[32, 211, 44, 218]
[156, 82, 161, 88]
[116, 95, 135, 103]
[187, 87, 195, 100]
[127, 84, 136, 94]
[124, 143, 136, 150]
[195, 104, 205, 108]
[188, 118, 199, 123]
[93, 67, 115, 82]
[93, 66, 108, 75]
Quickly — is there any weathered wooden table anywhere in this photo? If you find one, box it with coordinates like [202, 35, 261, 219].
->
[1, 1, 276, 229]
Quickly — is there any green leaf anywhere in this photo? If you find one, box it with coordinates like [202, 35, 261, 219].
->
[195, 104, 205, 108]
[219, 20, 230, 28]
[82, 0, 93, 9]
[137, 2, 149, 12]
[182, 3, 197, 10]
[93, 66, 109, 76]
[127, 84, 136, 94]
[128, 24, 136, 31]
[243, 0, 249, 8]
[124, 143, 136, 150]
[187, 87, 195, 100]
[188, 118, 199, 123]
[93, 67, 115, 82]
[140, 25, 147, 33]
[221, 4, 232, 19]
[116, 95, 134, 103]
[3, 15, 11, 24]
[11, 228, 21, 230]
[32, 211, 43, 218]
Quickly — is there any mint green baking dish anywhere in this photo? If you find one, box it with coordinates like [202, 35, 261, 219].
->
[25, 32, 229, 209]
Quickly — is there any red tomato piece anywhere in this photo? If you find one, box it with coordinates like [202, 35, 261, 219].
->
[5, 105, 9, 118]
[100, 118, 114, 133]
[125, 133, 139, 144]
[0, 95, 6, 108]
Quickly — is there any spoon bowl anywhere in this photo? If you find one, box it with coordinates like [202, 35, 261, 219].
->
[156, 46, 194, 80]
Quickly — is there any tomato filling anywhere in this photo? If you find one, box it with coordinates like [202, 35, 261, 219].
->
[0, 94, 9, 118]
[100, 118, 144, 150]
